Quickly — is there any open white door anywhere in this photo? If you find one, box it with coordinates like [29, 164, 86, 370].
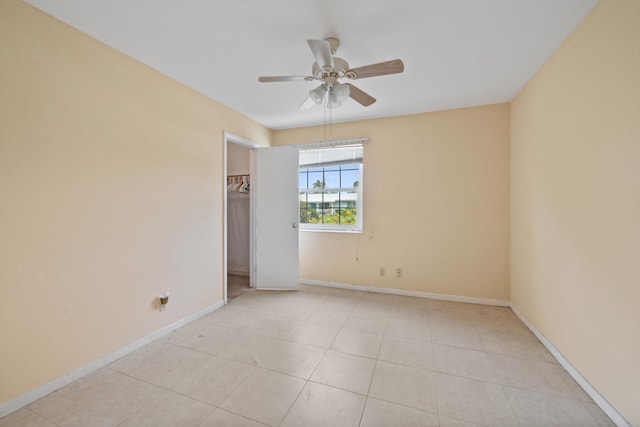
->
[254, 146, 299, 290]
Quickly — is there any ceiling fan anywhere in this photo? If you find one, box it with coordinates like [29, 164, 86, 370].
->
[258, 38, 404, 109]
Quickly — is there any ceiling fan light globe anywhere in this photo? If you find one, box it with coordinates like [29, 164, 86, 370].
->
[328, 91, 342, 109]
[334, 83, 350, 102]
[309, 85, 326, 104]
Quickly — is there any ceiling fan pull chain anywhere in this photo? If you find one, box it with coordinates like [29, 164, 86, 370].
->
[323, 93, 327, 140]
[329, 97, 333, 137]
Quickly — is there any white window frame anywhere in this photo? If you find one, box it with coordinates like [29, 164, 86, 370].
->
[299, 147, 364, 233]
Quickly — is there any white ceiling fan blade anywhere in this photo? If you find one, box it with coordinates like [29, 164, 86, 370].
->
[346, 59, 404, 79]
[307, 39, 334, 69]
[299, 96, 316, 110]
[258, 76, 314, 82]
[345, 83, 376, 106]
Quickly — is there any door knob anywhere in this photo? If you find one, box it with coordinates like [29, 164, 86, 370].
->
[292, 223, 298, 228]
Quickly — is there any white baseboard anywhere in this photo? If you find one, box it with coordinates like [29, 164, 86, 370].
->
[300, 279, 510, 307]
[510, 305, 631, 427]
[0, 300, 224, 419]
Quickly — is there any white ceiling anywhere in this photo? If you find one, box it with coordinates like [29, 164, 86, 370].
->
[24, 0, 598, 130]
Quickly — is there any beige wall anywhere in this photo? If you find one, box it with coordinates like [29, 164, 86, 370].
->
[275, 104, 510, 301]
[510, 0, 640, 423]
[0, 0, 271, 404]
[227, 142, 251, 176]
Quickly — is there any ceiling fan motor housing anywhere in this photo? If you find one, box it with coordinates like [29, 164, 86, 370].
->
[312, 57, 350, 79]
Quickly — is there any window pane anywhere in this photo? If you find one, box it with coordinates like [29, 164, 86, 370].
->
[299, 171, 309, 189]
[341, 167, 360, 189]
[324, 170, 340, 188]
[308, 171, 324, 189]
[305, 191, 323, 206]
[318, 192, 337, 224]
[339, 192, 358, 225]
[300, 208, 317, 224]
[309, 205, 323, 224]
[339, 192, 357, 208]
[335, 208, 357, 225]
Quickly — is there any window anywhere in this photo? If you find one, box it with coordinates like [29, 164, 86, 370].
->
[299, 144, 363, 232]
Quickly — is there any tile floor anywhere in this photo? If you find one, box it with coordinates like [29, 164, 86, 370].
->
[227, 274, 253, 300]
[0, 285, 616, 427]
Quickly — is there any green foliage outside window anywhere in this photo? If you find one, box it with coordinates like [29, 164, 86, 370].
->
[300, 202, 357, 225]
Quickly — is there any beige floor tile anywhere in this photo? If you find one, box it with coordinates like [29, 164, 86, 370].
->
[369, 361, 437, 413]
[164, 320, 220, 345]
[125, 343, 210, 389]
[252, 314, 303, 339]
[285, 319, 342, 348]
[428, 308, 477, 326]
[551, 364, 594, 403]
[306, 306, 351, 327]
[504, 386, 601, 427]
[27, 368, 161, 427]
[472, 311, 532, 337]
[471, 304, 516, 320]
[280, 382, 366, 427]
[310, 350, 376, 394]
[247, 295, 321, 321]
[117, 391, 212, 427]
[430, 320, 484, 350]
[388, 305, 427, 321]
[107, 340, 165, 374]
[215, 331, 275, 365]
[427, 299, 477, 314]
[481, 332, 556, 362]
[197, 408, 268, 427]
[0, 409, 56, 427]
[438, 415, 482, 427]
[384, 316, 431, 342]
[330, 328, 383, 358]
[220, 368, 305, 426]
[488, 353, 574, 398]
[360, 398, 439, 427]
[343, 312, 388, 334]
[435, 373, 518, 427]
[171, 355, 254, 406]
[583, 402, 617, 427]
[168, 324, 238, 355]
[299, 283, 333, 294]
[392, 296, 430, 317]
[207, 305, 260, 329]
[352, 305, 392, 321]
[432, 344, 496, 382]
[256, 340, 326, 379]
[378, 334, 434, 370]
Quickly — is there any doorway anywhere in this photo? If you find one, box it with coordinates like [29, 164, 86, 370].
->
[223, 133, 301, 304]
[224, 133, 257, 303]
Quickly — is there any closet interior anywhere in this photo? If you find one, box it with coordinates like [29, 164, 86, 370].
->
[226, 143, 252, 299]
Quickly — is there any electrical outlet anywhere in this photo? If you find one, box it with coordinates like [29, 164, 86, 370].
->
[380, 267, 385, 276]
[396, 268, 402, 278]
